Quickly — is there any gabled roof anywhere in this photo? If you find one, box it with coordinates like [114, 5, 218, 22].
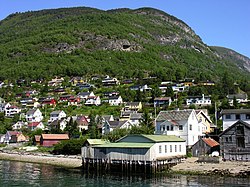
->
[117, 134, 185, 143]
[50, 110, 64, 115]
[130, 113, 143, 120]
[219, 120, 250, 136]
[28, 122, 41, 127]
[26, 109, 39, 115]
[227, 93, 248, 100]
[154, 97, 171, 101]
[202, 138, 219, 147]
[41, 134, 69, 140]
[35, 135, 41, 142]
[94, 142, 154, 148]
[7, 131, 22, 136]
[156, 109, 193, 122]
[108, 121, 128, 128]
[221, 109, 250, 115]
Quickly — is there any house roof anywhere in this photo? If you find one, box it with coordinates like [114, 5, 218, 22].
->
[7, 131, 21, 136]
[86, 139, 109, 145]
[108, 121, 128, 128]
[219, 120, 250, 137]
[94, 142, 154, 148]
[202, 138, 219, 147]
[154, 97, 171, 101]
[117, 134, 185, 143]
[41, 134, 69, 140]
[227, 93, 247, 100]
[26, 109, 38, 115]
[130, 113, 143, 120]
[50, 110, 63, 115]
[28, 122, 40, 127]
[221, 109, 250, 115]
[125, 102, 141, 106]
[156, 109, 193, 122]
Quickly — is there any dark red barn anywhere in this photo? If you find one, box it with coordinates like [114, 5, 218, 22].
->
[40, 134, 69, 147]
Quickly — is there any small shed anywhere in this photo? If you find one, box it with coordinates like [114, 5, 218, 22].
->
[191, 137, 220, 157]
[40, 134, 69, 147]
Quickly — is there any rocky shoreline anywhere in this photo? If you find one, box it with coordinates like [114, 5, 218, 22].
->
[171, 157, 250, 177]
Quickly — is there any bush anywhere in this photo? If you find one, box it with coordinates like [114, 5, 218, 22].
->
[53, 138, 87, 155]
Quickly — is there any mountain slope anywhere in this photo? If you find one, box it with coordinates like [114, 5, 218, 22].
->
[0, 7, 249, 82]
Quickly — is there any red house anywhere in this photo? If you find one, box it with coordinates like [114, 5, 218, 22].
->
[42, 98, 57, 106]
[40, 134, 69, 147]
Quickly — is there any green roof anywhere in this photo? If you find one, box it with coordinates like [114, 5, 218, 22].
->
[94, 142, 154, 148]
[140, 135, 185, 142]
[86, 139, 109, 145]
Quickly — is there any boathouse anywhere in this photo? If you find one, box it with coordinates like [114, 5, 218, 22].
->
[81, 134, 186, 173]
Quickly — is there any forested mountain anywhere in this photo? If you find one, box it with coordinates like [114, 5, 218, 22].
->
[0, 7, 249, 84]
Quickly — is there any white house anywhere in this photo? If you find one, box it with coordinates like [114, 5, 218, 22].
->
[155, 109, 204, 147]
[12, 121, 27, 130]
[77, 91, 95, 100]
[50, 119, 67, 131]
[129, 113, 143, 126]
[49, 110, 67, 122]
[227, 93, 248, 106]
[108, 96, 123, 106]
[0, 102, 11, 113]
[102, 120, 132, 135]
[220, 109, 250, 131]
[26, 108, 43, 122]
[5, 106, 21, 117]
[85, 96, 101, 106]
[186, 94, 212, 106]
[172, 83, 186, 92]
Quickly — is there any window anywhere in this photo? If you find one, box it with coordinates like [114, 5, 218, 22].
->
[229, 137, 232, 142]
[225, 137, 228, 142]
[159, 145, 162, 153]
[175, 145, 177, 152]
[246, 114, 250, 119]
[179, 145, 181, 152]
[189, 125, 192, 131]
[170, 145, 172, 152]
[236, 126, 244, 135]
[236, 114, 240, 120]
[162, 125, 165, 131]
[225, 114, 231, 119]
[165, 145, 167, 153]
[171, 125, 174, 131]
[179, 125, 183, 131]
[237, 137, 245, 148]
[167, 126, 170, 131]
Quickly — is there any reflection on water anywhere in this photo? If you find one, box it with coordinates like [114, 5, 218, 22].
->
[0, 160, 249, 187]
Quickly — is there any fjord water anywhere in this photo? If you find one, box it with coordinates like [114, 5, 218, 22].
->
[0, 160, 249, 187]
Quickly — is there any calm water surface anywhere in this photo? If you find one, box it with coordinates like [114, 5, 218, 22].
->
[0, 160, 249, 187]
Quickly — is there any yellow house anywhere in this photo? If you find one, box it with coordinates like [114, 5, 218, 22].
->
[196, 109, 212, 134]
[124, 102, 142, 112]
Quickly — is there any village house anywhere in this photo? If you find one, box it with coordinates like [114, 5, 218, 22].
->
[108, 96, 123, 106]
[102, 76, 120, 87]
[49, 119, 67, 131]
[5, 105, 21, 117]
[26, 108, 43, 122]
[0, 102, 11, 113]
[171, 83, 186, 93]
[4, 131, 27, 143]
[28, 122, 45, 131]
[130, 84, 152, 92]
[75, 115, 89, 132]
[129, 113, 143, 126]
[220, 109, 250, 131]
[154, 97, 172, 107]
[191, 137, 220, 157]
[124, 102, 142, 112]
[12, 121, 27, 130]
[20, 98, 34, 107]
[68, 96, 81, 106]
[186, 94, 212, 107]
[49, 110, 66, 122]
[40, 134, 69, 147]
[155, 109, 204, 147]
[82, 134, 186, 173]
[85, 96, 101, 106]
[195, 109, 213, 134]
[48, 77, 64, 87]
[0, 134, 5, 144]
[77, 91, 95, 101]
[226, 93, 248, 106]
[102, 120, 132, 135]
[41, 98, 57, 106]
[219, 120, 250, 161]
[158, 81, 173, 93]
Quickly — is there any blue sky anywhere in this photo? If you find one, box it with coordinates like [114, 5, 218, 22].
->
[0, 0, 249, 58]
